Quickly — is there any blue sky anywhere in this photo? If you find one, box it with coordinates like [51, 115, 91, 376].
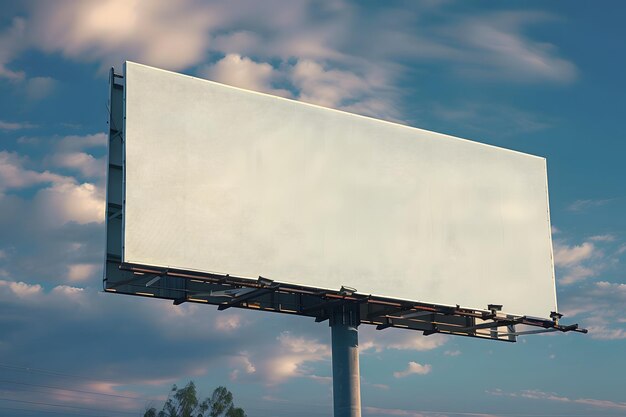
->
[0, 1, 625, 416]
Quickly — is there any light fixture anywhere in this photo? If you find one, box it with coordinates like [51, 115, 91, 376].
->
[339, 286, 357, 296]
[258, 276, 274, 287]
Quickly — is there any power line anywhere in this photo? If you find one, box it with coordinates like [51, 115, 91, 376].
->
[0, 404, 126, 417]
[0, 363, 118, 383]
[0, 397, 138, 416]
[0, 384, 146, 406]
[0, 378, 157, 401]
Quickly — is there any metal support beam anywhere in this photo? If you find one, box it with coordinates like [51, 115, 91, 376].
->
[108, 263, 588, 339]
[401, 311, 435, 319]
[366, 304, 413, 320]
[501, 328, 559, 337]
[217, 284, 280, 310]
[302, 298, 345, 314]
[330, 304, 361, 417]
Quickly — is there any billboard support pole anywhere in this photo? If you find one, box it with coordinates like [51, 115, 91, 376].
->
[330, 303, 361, 417]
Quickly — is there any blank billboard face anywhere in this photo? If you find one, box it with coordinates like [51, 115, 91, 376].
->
[122, 62, 557, 319]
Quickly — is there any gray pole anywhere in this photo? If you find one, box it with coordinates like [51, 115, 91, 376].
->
[330, 304, 361, 417]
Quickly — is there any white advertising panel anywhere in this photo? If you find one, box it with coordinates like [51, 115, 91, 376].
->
[123, 62, 557, 318]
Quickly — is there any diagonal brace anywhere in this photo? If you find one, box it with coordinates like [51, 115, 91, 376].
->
[455, 318, 524, 333]
[217, 284, 280, 310]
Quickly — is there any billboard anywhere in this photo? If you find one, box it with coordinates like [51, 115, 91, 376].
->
[108, 61, 557, 322]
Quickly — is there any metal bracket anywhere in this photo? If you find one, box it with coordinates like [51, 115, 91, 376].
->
[376, 318, 394, 330]
[423, 324, 439, 336]
[550, 311, 564, 324]
[173, 297, 187, 306]
[306, 298, 364, 324]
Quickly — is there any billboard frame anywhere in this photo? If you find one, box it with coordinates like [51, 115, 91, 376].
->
[104, 67, 586, 342]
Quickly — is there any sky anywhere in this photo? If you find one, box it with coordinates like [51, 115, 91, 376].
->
[0, 1, 625, 417]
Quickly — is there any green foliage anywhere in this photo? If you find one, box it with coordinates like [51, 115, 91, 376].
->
[144, 382, 246, 417]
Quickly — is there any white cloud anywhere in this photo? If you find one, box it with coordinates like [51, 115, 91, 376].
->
[589, 234, 616, 242]
[251, 331, 330, 385]
[200, 53, 401, 119]
[561, 281, 626, 340]
[238, 354, 256, 374]
[214, 314, 244, 332]
[51, 284, 85, 297]
[1, 1, 576, 135]
[50, 151, 106, 178]
[559, 265, 595, 286]
[0, 141, 107, 223]
[551, 230, 624, 338]
[363, 405, 498, 417]
[367, 382, 390, 390]
[0, 151, 64, 194]
[568, 199, 612, 212]
[582, 282, 626, 340]
[393, 361, 432, 378]
[67, 263, 98, 282]
[487, 388, 626, 410]
[362, 406, 428, 417]
[385, 333, 447, 351]
[0, 120, 36, 130]
[444, 349, 461, 356]
[359, 327, 448, 353]
[552, 233, 623, 286]
[57, 133, 107, 151]
[360, 9, 577, 84]
[553, 242, 594, 268]
[25, 76, 58, 100]
[201, 54, 291, 97]
[48, 134, 108, 178]
[28, 0, 218, 72]
[0, 279, 43, 299]
[585, 325, 626, 341]
[291, 59, 369, 108]
[452, 12, 577, 83]
[33, 179, 105, 225]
